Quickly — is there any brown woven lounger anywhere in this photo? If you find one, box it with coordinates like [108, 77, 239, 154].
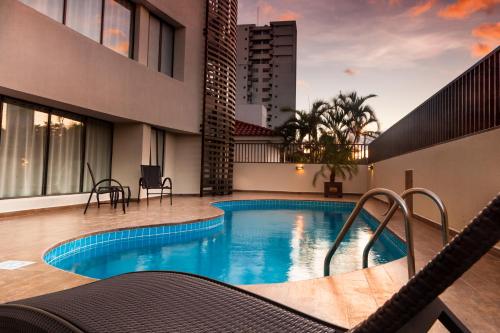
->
[1, 195, 499, 333]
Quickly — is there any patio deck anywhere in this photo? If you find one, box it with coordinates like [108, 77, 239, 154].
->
[0, 193, 498, 332]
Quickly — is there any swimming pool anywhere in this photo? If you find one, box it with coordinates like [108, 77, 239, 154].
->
[45, 200, 406, 285]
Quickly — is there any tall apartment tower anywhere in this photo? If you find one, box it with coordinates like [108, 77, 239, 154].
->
[236, 21, 297, 129]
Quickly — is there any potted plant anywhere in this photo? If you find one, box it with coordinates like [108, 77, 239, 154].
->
[313, 138, 358, 198]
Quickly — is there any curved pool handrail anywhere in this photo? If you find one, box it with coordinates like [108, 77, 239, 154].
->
[362, 188, 449, 271]
[323, 188, 415, 278]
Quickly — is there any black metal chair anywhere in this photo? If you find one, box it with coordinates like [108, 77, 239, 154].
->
[138, 165, 173, 205]
[84, 163, 130, 214]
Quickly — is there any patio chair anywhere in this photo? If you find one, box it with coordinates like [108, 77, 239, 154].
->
[1, 194, 499, 332]
[138, 165, 173, 205]
[84, 163, 130, 214]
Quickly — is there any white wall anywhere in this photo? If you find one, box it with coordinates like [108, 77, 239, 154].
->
[111, 124, 150, 199]
[234, 163, 368, 194]
[0, 193, 98, 214]
[0, 0, 204, 134]
[236, 104, 267, 127]
[165, 134, 201, 195]
[369, 127, 500, 232]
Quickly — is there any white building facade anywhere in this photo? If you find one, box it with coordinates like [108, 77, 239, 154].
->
[0, 0, 210, 212]
[236, 21, 297, 129]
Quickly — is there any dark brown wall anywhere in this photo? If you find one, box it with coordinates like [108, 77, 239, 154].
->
[200, 0, 238, 196]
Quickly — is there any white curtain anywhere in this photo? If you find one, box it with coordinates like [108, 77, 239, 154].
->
[148, 15, 161, 70]
[46, 115, 83, 195]
[0, 103, 47, 198]
[149, 129, 165, 174]
[83, 119, 112, 191]
[20, 0, 64, 22]
[65, 0, 103, 42]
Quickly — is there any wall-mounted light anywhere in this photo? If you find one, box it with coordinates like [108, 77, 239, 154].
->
[295, 164, 304, 174]
[368, 164, 374, 171]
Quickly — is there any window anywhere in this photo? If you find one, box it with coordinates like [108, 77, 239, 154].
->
[148, 14, 175, 77]
[150, 128, 165, 175]
[83, 119, 113, 192]
[148, 16, 161, 70]
[102, 0, 134, 57]
[46, 113, 84, 195]
[160, 23, 175, 76]
[65, 0, 102, 42]
[20, 0, 134, 58]
[0, 101, 48, 197]
[20, 0, 64, 22]
[0, 96, 113, 199]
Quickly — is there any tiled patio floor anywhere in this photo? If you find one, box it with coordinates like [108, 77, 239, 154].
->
[0, 193, 498, 332]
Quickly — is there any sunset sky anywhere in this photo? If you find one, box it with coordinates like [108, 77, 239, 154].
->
[238, 0, 500, 130]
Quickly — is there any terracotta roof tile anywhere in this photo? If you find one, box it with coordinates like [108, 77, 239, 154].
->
[235, 120, 276, 136]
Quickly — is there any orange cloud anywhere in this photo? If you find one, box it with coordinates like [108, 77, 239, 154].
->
[439, 0, 500, 19]
[260, 2, 274, 16]
[368, 0, 401, 6]
[408, 0, 437, 17]
[107, 41, 130, 55]
[104, 28, 126, 38]
[278, 10, 301, 21]
[472, 22, 500, 40]
[344, 68, 358, 76]
[471, 42, 493, 56]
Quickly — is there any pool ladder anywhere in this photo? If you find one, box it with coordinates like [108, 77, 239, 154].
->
[323, 187, 450, 279]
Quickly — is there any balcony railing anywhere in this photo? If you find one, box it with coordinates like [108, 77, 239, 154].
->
[234, 142, 369, 164]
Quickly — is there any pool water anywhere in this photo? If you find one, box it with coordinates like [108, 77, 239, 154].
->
[46, 200, 406, 285]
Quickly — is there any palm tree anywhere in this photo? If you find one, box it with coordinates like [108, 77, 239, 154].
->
[335, 92, 380, 144]
[277, 100, 330, 162]
[321, 98, 349, 144]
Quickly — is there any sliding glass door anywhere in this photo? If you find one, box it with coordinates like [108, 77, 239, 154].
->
[0, 97, 113, 199]
[83, 118, 113, 191]
[46, 113, 84, 195]
[0, 102, 48, 197]
[150, 128, 165, 175]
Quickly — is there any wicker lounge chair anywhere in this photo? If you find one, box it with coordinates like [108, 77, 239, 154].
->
[138, 165, 173, 205]
[1, 195, 499, 332]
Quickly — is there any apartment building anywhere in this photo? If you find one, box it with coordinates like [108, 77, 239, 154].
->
[0, 0, 215, 211]
[236, 21, 297, 129]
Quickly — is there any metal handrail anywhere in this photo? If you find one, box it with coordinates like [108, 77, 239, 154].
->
[323, 188, 415, 278]
[362, 188, 449, 271]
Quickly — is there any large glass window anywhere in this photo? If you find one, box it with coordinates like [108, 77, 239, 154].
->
[83, 119, 113, 191]
[148, 14, 175, 77]
[0, 96, 113, 199]
[150, 128, 165, 175]
[65, 0, 103, 42]
[160, 24, 175, 76]
[20, 0, 64, 22]
[46, 114, 84, 195]
[0, 101, 48, 198]
[148, 16, 161, 71]
[102, 0, 133, 57]
[20, 0, 134, 58]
